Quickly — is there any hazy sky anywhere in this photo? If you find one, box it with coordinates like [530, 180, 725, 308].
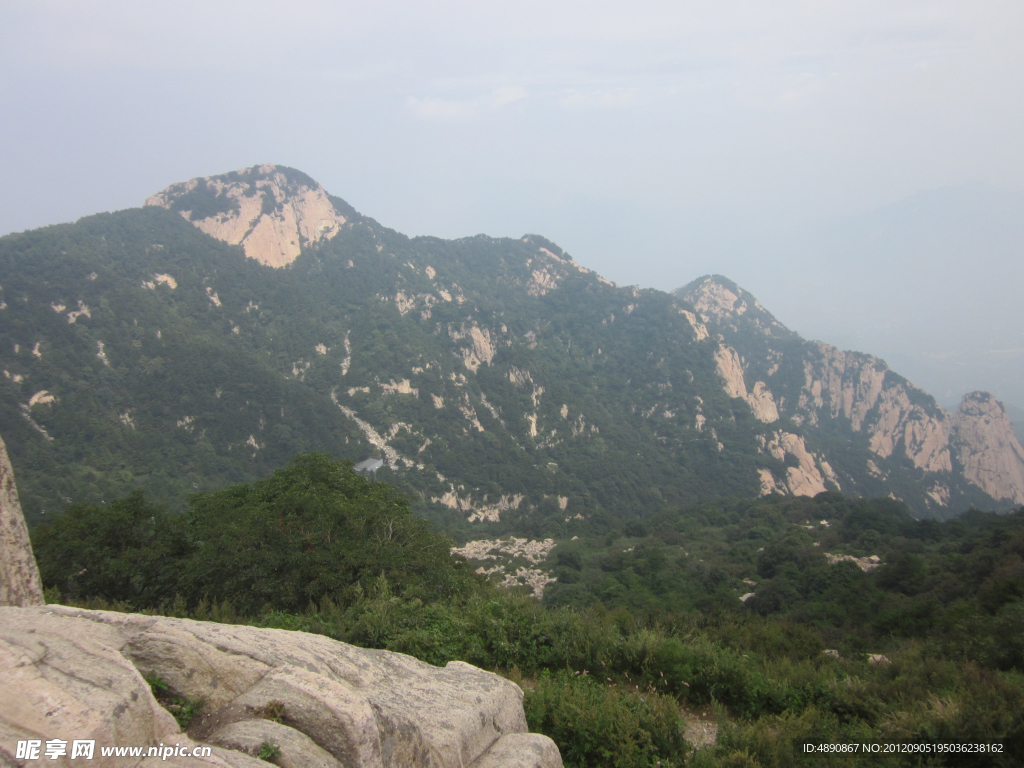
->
[2, 1, 1022, 407]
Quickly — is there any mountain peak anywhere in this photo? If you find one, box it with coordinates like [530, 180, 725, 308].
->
[675, 274, 790, 340]
[953, 391, 1024, 504]
[145, 164, 348, 268]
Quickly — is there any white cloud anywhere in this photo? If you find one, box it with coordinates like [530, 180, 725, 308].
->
[490, 85, 528, 109]
[406, 85, 528, 121]
[406, 96, 478, 122]
[559, 88, 639, 109]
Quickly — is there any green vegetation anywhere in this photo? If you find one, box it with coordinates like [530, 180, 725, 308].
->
[544, 493, 1024, 671]
[32, 454, 473, 613]
[144, 672, 206, 731]
[257, 741, 281, 762]
[32, 462, 1024, 766]
[1, 193, 1005, 532]
[523, 670, 688, 768]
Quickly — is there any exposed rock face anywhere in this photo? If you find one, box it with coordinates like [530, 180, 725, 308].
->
[0, 609, 214, 767]
[0, 434, 43, 607]
[469, 734, 564, 768]
[714, 345, 747, 400]
[0, 606, 562, 768]
[449, 324, 496, 372]
[683, 275, 787, 337]
[825, 553, 882, 573]
[678, 309, 709, 341]
[146, 165, 346, 268]
[799, 343, 951, 473]
[452, 538, 558, 598]
[430, 491, 524, 523]
[952, 392, 1024, 504]
[678, 275, 1024, 511]
[757, 431, 834, 497]
[746, 380, 779, 424]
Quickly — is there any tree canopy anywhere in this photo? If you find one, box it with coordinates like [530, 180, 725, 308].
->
[31, 454, 474, 613]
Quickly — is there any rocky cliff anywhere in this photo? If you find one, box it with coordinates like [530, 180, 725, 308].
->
[677, 275, 1024, 511]
[952, 392, 1024, 505]
[146, 165, 348, 268]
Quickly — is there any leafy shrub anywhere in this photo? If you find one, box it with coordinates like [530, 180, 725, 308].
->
[32, 455, 476, 614]
[523, 671, 688, 768]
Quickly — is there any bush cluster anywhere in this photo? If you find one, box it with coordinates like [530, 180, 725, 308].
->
[32, 466, 1024, 766]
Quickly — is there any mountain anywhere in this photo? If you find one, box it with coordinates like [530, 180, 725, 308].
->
[1005, 403, 1024, 448]
[741, 183, 1024, 411]
[1, 164, 1021, 534]
[675, 276, 1024, 511]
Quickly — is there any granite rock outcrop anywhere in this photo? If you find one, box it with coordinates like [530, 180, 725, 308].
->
[146, 165, 347, 268]
[1, 606, 561, 768]
[952, 392, 1024, 504]
[0, 433, 43, 607]
[678, 275, 1024, 511]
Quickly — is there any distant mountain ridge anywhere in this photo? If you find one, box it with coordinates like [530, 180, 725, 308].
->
[675, 276, 1024, 509]
[0, 164, 1021, 534]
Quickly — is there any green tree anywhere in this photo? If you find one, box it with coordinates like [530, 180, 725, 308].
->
[31, 491, 187, 606]
[180, 453, 470, 613]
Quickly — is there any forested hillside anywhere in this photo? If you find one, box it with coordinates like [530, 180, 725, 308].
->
[2, 164, 1021, 534]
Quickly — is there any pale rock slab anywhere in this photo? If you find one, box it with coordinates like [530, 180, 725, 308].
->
[825, 553, 882, 573]
[431, 491, 524, 523]
[207, 720, 342, 768]
[0, 434, 43, 607]
[746, 381, 779, 423]
[686, 279, 744, 322]
[468, 733, 563, 768]
[758, 432, 833, 497]
[0, 606, 561, 768]
[678, 309, 709, 341]
[0, 609, 260, 767]
[952, 392, 1024, 504]
[800, 343, 952, 473]
[757, 468, 787, 497]
[799, 344, 887, 431]
[449, 325, 496, 372]
[526, 269, 559, 297]
[146, 165, 346, 268]
[714, 345, 747, 400]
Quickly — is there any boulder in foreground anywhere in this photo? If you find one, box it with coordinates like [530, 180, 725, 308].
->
[0, 605, 562, 768]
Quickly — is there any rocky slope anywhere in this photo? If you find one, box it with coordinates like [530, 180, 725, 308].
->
[146, 165, 349, 268]
[952, 392, 1024, 504]
[0, 165, 1020, 531]
[676, 276, 1024, 512]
